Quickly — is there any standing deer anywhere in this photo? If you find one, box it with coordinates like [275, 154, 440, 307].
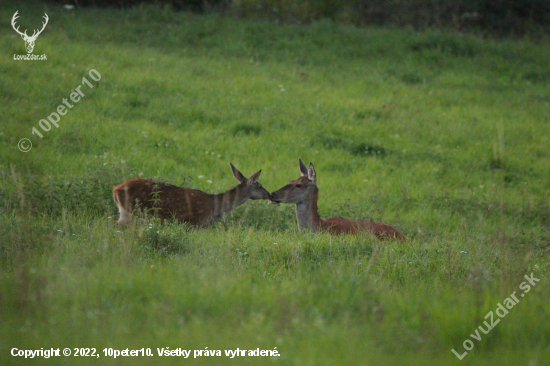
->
[11, 11, 49, 54]
[113, 164, 270, 227]
[270, 159, 406, 240]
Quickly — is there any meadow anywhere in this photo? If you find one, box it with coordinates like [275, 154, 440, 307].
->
[1, 1, 550, 365]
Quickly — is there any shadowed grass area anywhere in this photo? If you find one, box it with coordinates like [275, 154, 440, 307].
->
[0, 1, 549, 365]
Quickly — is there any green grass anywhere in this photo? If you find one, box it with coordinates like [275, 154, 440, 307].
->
[1, 2, 550, 365]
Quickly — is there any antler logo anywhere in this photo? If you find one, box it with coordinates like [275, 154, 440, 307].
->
[11, 11, 49, 54]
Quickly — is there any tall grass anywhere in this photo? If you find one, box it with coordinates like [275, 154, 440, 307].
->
[0, 1, 549, 365]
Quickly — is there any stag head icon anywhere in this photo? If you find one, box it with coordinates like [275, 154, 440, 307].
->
[11, 11, 49, 54]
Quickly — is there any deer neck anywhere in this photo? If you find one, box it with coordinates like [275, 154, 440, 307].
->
[295, 187, 321, 233]
[211, 184, 249, 217]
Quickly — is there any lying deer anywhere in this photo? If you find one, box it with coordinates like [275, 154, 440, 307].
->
[270, 159, 406, 240]
[113, 164, 270, 227]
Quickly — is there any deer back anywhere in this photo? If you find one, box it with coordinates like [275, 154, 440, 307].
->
[113, 178, 213, 226]
[321, 217, 407, 240]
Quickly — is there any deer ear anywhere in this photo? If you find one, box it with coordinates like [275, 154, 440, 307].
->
[249, 170, 262, 183]
[308, 163, 316, 183]
[299, 158, 308, 176]
[230, 163, 247, 183]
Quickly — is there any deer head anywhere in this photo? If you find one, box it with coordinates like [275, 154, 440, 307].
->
[270, 159, 317, 204]
[230, 163, 270, 200]
[12, 11, 49, 54]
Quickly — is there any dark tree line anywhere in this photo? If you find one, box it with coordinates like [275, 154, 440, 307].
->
[50, 0, 550, 35]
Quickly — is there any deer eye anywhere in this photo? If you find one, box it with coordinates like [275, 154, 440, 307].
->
[295, 184, 302, 188]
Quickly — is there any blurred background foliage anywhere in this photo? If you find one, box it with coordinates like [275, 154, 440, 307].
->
[50, 0, 550, 36]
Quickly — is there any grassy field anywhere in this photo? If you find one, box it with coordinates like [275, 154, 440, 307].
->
[1, 1, 550, 365]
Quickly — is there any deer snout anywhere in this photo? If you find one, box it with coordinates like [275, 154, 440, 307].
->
[269, 191, 281, 204]
[251, 187, 271, 200]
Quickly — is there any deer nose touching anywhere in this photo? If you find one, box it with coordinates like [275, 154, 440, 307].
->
[269, 192, 280, 204]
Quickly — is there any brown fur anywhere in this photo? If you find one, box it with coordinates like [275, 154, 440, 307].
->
[113, 165, 269, 227]
[321, 218, 407, 239]
[310, 185, 406, 240]
[113, 179, 214, 226]
[270, 160, 407, 240]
